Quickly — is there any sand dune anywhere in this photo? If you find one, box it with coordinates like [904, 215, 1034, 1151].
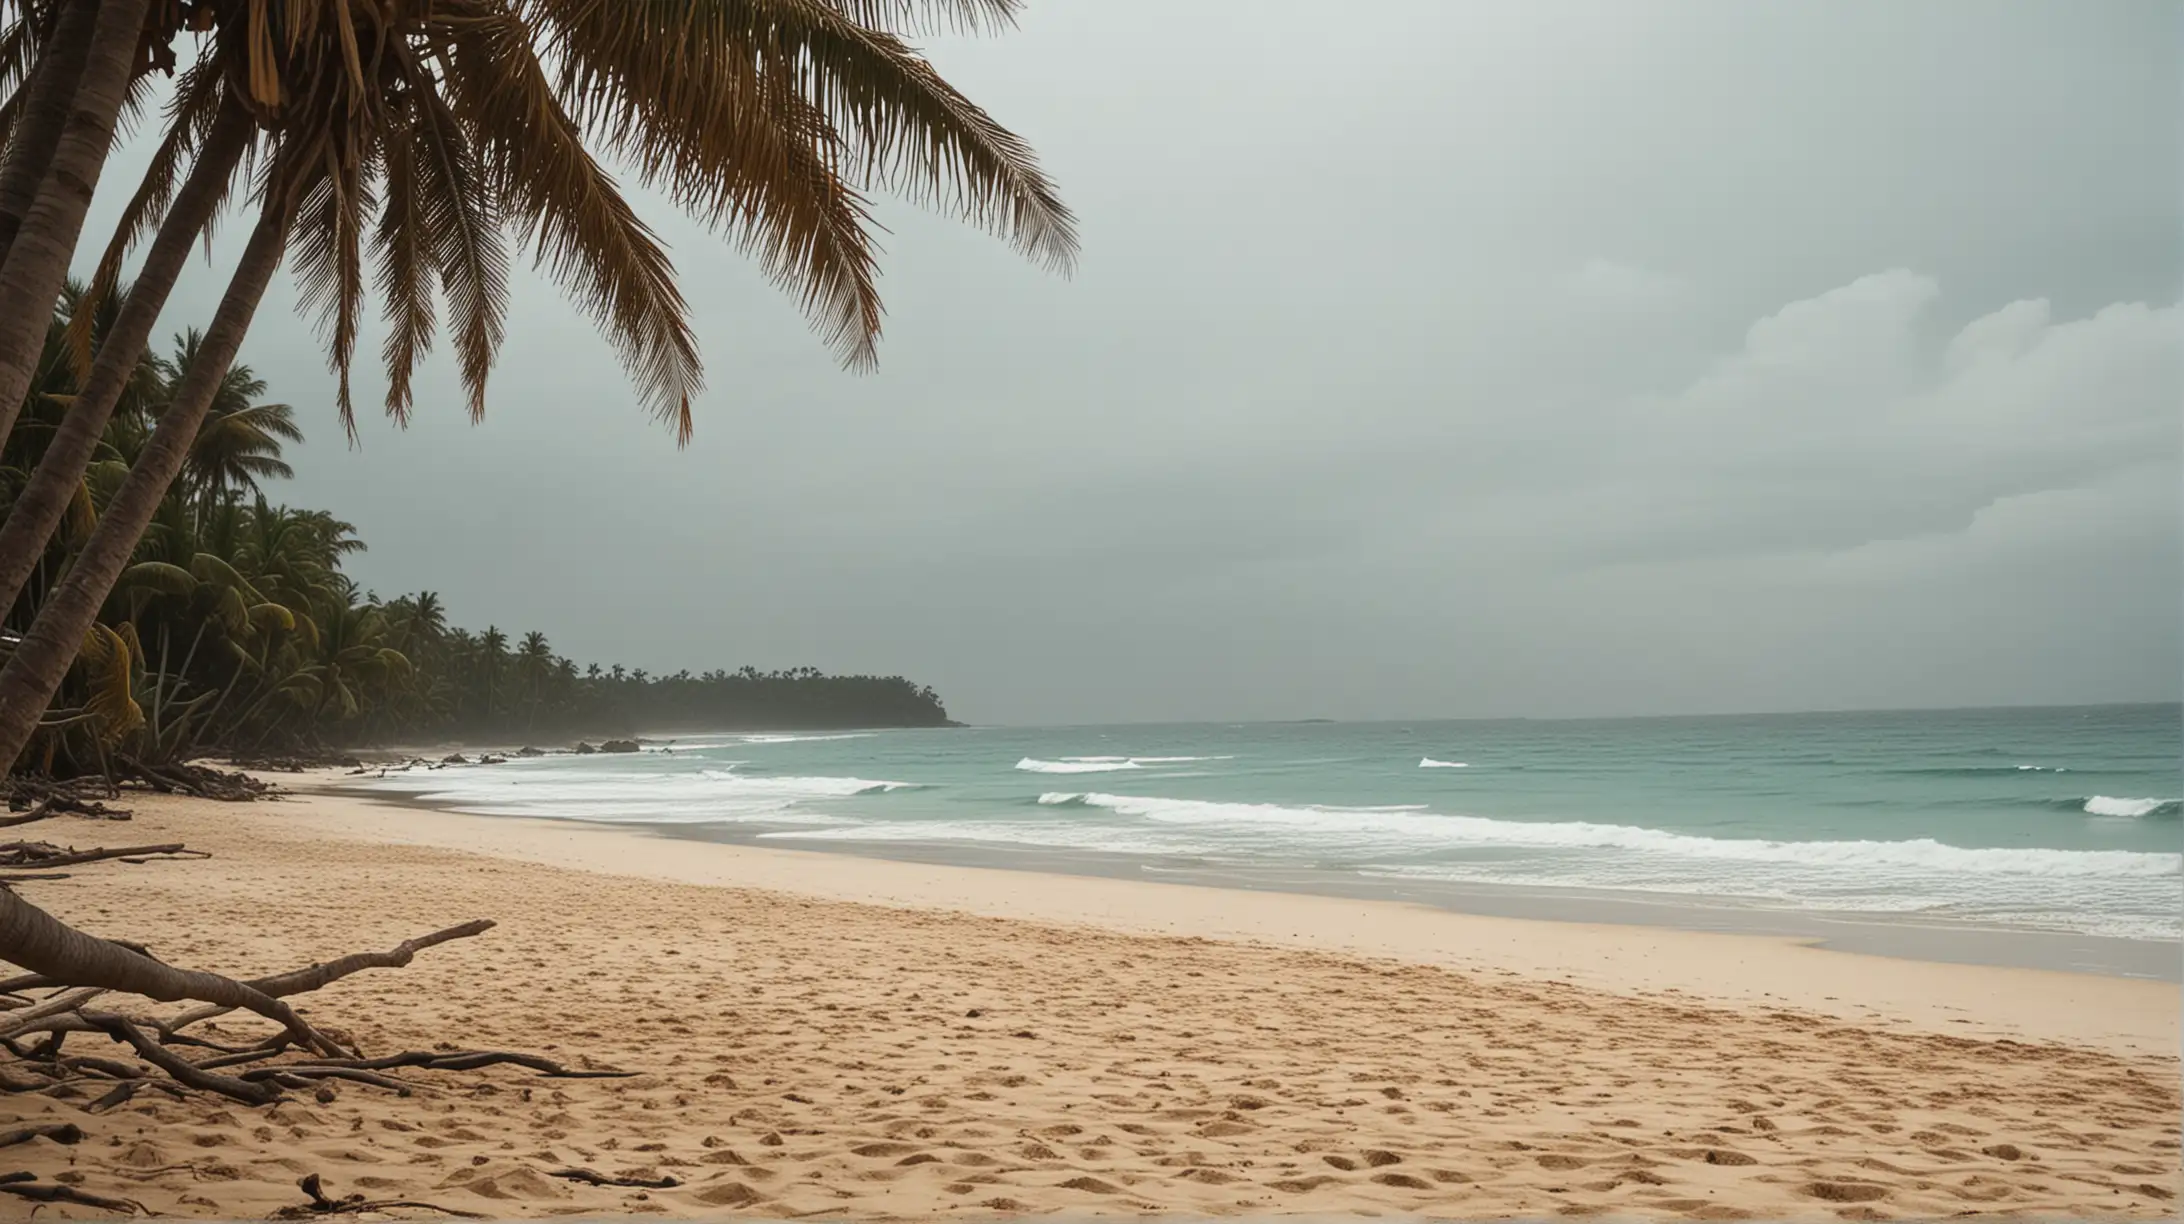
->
[0, 789, 2176, 1220]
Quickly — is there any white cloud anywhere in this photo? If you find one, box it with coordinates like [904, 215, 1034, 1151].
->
[1559, 272, 2181, 560]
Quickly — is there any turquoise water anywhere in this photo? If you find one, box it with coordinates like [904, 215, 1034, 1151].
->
[365, 704, 2182, 943]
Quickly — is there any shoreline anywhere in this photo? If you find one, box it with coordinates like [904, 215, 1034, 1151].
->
[1, 779, 2175, 1219]
[321, 769, 2184, 985]
[297, 773, 2177, 1055]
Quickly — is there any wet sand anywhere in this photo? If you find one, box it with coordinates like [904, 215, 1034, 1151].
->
[0, 783, 2176, 1220]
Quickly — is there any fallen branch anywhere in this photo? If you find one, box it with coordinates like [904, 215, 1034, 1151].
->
[161, 919, 496, 1034]
[0, 841, 204, 869]
[549, 1167, 681, 1189]
[0, 1123, 81, 1149]
[241, 1065, 415, 1093]
[281, 1048, 634, 1078]
[0, 1175, 146, 1213]
[272, 1173, 483, 1219]
[117, 758, 273, 802]
[0, 988, 105, 1040]
[1, 782, 129, 827]
[77, 1012, 282, 1105]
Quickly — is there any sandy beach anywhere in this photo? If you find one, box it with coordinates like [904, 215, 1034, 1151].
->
[1, 779, 2177, 1220]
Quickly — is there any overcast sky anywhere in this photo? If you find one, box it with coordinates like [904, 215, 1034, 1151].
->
[84, 0, 2181, 725]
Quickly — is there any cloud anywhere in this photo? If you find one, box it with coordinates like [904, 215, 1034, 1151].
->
[1544, 272, 2181, 562]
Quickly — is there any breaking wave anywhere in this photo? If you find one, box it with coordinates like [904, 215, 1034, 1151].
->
[1420, 758, 1468, 768]
[1015, 756, 1230, 774]
[2084, 796, 2181, 819]
[1031, 792, 2180, 878]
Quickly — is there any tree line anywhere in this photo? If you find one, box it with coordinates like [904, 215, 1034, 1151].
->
[4, 288, 949, 775]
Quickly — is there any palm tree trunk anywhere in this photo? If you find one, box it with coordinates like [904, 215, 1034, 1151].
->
[0, 199, 287, 774]
[0, 100, 252, 614]
[0, 0, 153, 445]
[0, 0, 100, 264]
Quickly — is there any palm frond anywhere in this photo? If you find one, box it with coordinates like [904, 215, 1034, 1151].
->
[75, 623, 144, 742]
[408, 66, 507, 421]
[66, 65, 239, 380]
[439, 7, 701, 440]
[287, 143, 375, 439]
[817, 0, 1023, 35]
[372, 85, 434, 424]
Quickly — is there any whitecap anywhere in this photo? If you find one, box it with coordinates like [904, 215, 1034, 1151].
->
[1019, 755, 1231, 773]
[1420, 758, 1468, 768]
[739, 732, 877, 744]
[1018, 758, 1142, 774]
[2084, 796, 2179, 818]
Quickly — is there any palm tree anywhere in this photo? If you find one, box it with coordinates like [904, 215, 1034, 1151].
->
[515, 629, 553, 727]
[477, 626, 509, 722]
[383, 590, 448, 659]
[0, 0, 154, 446]
[157, 328, 303, 513]
[0, 0, 1075, 770]
[0, 87, 258, 613]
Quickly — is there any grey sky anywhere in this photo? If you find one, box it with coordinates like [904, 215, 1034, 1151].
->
[85, 0, 2181, 724]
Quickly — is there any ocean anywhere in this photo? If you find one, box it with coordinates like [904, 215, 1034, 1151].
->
[357, 704, 2181, 972]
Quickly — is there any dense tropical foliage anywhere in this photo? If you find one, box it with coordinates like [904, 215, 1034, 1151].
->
[2, 290, 948, 777]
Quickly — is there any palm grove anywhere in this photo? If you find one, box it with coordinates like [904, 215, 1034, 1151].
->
[11, 292, 953, 777]
[13, 293, 954, 775]
[0, 0, 1067, 1037]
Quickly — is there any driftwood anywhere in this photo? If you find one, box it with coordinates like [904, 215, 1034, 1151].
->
[0, 841, 205, 869]
[0, 1171, 148, 1213]
[549, 1167, 681, 1189]
[0, 1123, 81, 1148]
[114, 758, 275, 801]
[0, 782, 130, 828]
[0, 917, 628, 1110]
[272, 1173, 483, 1219]
[0, 772, 631, 1179]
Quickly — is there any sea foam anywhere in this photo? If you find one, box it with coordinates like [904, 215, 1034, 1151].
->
[1033, 792, 2181, 878]
[1016, 756, 1229, 774]
[1420, 758, 1468, 768]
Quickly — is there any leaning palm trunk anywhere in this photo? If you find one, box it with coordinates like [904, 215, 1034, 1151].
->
[0, 200, 287, 773]
[0, 101, 253, 613]
[0, 0, 100, 263]
[0, 0, 152, 444]
[0, 885, 339, 1054]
